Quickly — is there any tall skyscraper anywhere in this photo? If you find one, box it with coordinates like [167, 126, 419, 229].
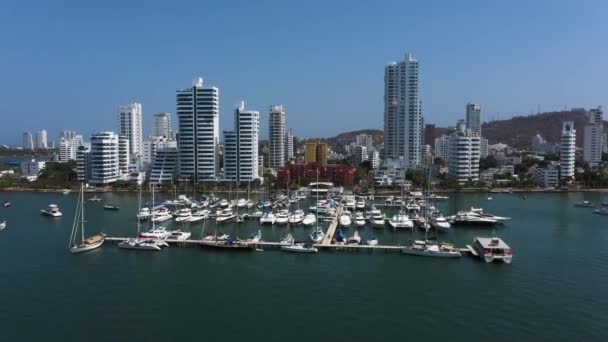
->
[285, 128, 294, 162]
[223, 101, 260, 182]
[76, 145, 91, 182]
[448, 120, 480, 184]
[119, 102, 143, 157]
[153, 112, 172, 138]
[22, 132, 34, 150]
[89, 132, 119, 184]
[59, 134, 83, 162]
[177, 77, 219, 182]
[356, 134, 373, 152]
[304, 140, 327, 165]
[268, 105, 285, 168]
[118, 135, 130, 176]
[384, 53, 422, 168]
[36, 130, 48, 149]
[583, 106, 603, 166]
[560, 121, 576, 180]
[466, 103, 482, 136]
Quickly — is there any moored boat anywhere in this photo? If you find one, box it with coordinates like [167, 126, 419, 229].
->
[41, 204, 63, 217]
[68, 183, 105, 254]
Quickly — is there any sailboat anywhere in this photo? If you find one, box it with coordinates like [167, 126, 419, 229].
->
[68, 183, 105, 254]
[388, 172, 414, 230]
[119, 185, 167, 251]
[139, 185, 170, 239]
[309, 173, 324, 243]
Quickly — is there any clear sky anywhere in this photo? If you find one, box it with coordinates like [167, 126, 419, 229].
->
[1, 0, 607, 145]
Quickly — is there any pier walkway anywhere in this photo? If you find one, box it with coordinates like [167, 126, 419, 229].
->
[321, 205, 340, 246]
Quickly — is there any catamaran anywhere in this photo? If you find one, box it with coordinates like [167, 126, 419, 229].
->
[68, 183, 105, 254]
[260, 211, 277, 224]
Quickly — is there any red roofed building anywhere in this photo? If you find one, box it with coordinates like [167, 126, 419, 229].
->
[277, 163, 356, 187]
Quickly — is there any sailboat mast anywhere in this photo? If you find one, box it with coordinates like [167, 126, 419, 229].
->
[152, 184, 156, 230]
[80, 183, 85, 244]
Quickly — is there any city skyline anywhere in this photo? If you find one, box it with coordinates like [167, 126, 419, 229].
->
[1, 1, 607, 144]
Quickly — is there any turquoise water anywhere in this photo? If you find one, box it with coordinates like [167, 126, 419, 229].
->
[0, 191, 607, 341]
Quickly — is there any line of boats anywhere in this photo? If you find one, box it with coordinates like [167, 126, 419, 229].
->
[574, 200, 608, 215]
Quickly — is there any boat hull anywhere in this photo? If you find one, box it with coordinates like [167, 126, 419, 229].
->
[401, 247, 461, 258]
[70, 239, 105, 254]
[280, 245, 318, 253]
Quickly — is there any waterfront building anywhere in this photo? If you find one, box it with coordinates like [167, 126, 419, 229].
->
[353, 145, 368, 166]
[277, 163, 356, 187]
[142, 136, 177, 166]
[583, 106, 603, 167]
[176, 77, 219, 182]
[223, 101, 260, 182]
[36, 130, 48, 149]
[149, 148, 178, 185]
[356, 134, 374, 152]
[531, 163, 560, 188]
[20, 159, 46, 179]
[153, 112, 172, 138]
[22, 132, 34, 150]
[268, 105, 285, 168]
[76, 146, 91, 182]
[119, 102, 143, 157]
[448, 120, 480, 184]
[434, 135, 449, 160]
[89, 132, 119, 185]
[560, 121, 576, 180]
[285, 128, 294, 162]
[59, 134, 83, 162]
[118, 135, 130, 177]
[384, 53, 422, 168]
[466, 103, 481, 136]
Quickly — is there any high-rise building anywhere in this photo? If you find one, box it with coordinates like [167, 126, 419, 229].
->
[22, 132, 34, 150]
[36, 130, 48, 149]
[434, 135, 449, 160]
[59, 134, 83, 162]
[583, 106, 603, 167]
[223, 101, 260, 182]
[149, 148, 178, 185]
[448, 120, 480, 184]
[142, 136, 178, 166]
[285, 128, 294, 162]
[118, 135, 130, 176]
[560, 121, 576, 180]
[356, 134, 374, 152]
[369, 150, 381, 169]
[89, 132, 120, 184]
[316, 143, 328, 165]
[466, 103, 481, 136]
[384, 53, 422, 168]
[153, 112, 172, 138]
[423, 124, 436, 146]
[177, 77, 220, 182]
[61, 130, 76, 140]
[268, 105, 285, 168]
[305, 142, 317, 164]
[119, 102, 143, 158]
[480, 137, 489, 158]
[76, 145, 91, 182]
[353, 145, 368, 166]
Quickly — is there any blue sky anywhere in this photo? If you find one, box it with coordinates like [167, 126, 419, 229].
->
[1, 0, 607, 144]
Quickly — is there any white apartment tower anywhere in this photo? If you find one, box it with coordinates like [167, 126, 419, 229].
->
[76, 145, 91, 182]
[285, 128, 294, 162]
[119, 102, 143, 157]
[434, 135, 449, 160]
[153, 112, 172, 138]
[356, 134, 374, 152]
[36, 130, 48, 149]
[118, 136, 130, 176]
[177, 77, 220, 182]
[583, 106, 603, 167]
[89, 132, 120, 184]
[223, 101, 260, 182]
[560, 121, 576, 180]
[22, 132, 34, 150]
[466, 103, 482, 136]
[353, 145, 368, 166]
[448, 120, 480, 184]
[59, 134, 83, 162]
[268, 105, 285, 168]
[384, 53, 422, 168]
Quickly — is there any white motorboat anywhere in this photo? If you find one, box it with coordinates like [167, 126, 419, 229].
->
[88, 196, 102, 202]
[275, 210, 289, 225]
[137, 207, 152, 221]
[449, 212, 498, 226]
[202, 232, 230, 241]
[139, 226, 171, 239]
[302, 213, 316, 226]
[174, 208, 192, 222]
[281, 242, 318, 253]
[347, 230, 361, 245]
[310, 228, 324, 243]
[68, 184, 105, 254]
[354, 212, 366, 227]
[219, 199, 229, 208]
[339, 213, 352, 227]
[344, 196, 356, 211]
[366, 236, 378, 246]
[259, 212, 276, 224]
[369, 208, 385, 228]
[237, 198, 248, 208]
[62, 189, 71, 195]
[401, 240, 461, 258]
[355, 199, 366, 210]
[388, 213, 414, 229]
[430, 213, 451, 232]
[472, 237, 513, 263]
[280, 233, 294, 245]
[41, 204, 63, 217]
[245, 230, 261, 243]
[428, 194, 448, 201]
[3, 201, 11, 207]
[216, 209, 237, 223]
[0, 221, 5, 230]
[468, 207, 510, 223]
[188, 209, 209, 222]
[169, 230, 192, 241]
[151, 209, 173, 223]
[288, 209, 304, 224]
[118, 238, 162, 251]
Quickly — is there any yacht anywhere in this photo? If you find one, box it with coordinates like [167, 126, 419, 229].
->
[288, 209, 304, 224]
[151, 208, 173, 223]
[139, 226, 171, 239]
[137, 207, 152, 221]
[216, 209, 237, 223]
[236, 198, 248, 208]
[118, 238, 162, 251]
[366, 236, 378, 246]
[388, 213, 414, 230]
[369, 208, 385, 228]
[430, 213, 451, 232]
[169, 229, 192, 241]
[310, 228, 324, 243]
[281, 242, 318, 253]
[401, 240, 461, 258]
[174, 208, 192, 222]
[468, 207, 511, 223]
[260, 212, 277, 225]
[344, 196, 356, 211]
[302, 213, 316, 226]
[472, 237, 513, 263]
[244, 230, 261, 243]
[41, 204, 63, 217]
[188, 209, 209, 222]
[355, 199, 366, 210]
[202, 232, 230, 241]
[448, 212, 498, 226]
[354, 212, 366, 227]
[280, 233, 294, 245]
[339, 213, 352, 227]
[88, 196, 102, 202]
[347, 230, 361, 245]
[275, 210, 289, 225]
[574, 201, 594, 208]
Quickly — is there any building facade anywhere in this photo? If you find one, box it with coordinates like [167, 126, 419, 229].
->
[560, 121, 576, 180]
[448, 120, 480, 184]
[384, 53, 422, 168]
[59, 134, 83, 162]
[434, 135, 449, 160]
[177, 77, 220, 182]
[583, 106, 603, 166]
[119, 102, 143, 157]
[76, 146, 91, 182]
[22, 132, 34, 150]
[355, 134, 374, 152]
[142, 136, 178, 166]
[223, 102, 260, 182]
[353, 145, 368, 166]
[466, 103, 481, 136]
[532, 164, 559, 188]
[285, 128, 294, 162]
[89, 132, 119, 184]
[149, 148, 178, 185]
[268, 105, 285, 168]
[118, 135, 130, 177]
[153, 112, 173, 138]
[36, 130, 48, 149]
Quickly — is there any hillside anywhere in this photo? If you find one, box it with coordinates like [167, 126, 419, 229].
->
[306, 129, 384, 153]
[482, 109, 607, 149]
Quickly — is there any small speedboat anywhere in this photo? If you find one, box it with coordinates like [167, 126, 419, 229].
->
[3, 201, 10, 207]
[354, 212, 366, 227]
[339, 213, 352, 227]
[302, 213, 316, 226]
[118, 238, 162, 251]
[41, 204, 63, 217]
[281, 242, 318, 253]
[594, 208, 608, 216]
[347, 230, 361, 245]
[103, 205, 119, 211]
[0, 221, 6, 231]
[366, 236, 378, 246]
[169, 230, 192, 240]
[260, 212, 276, 224]
[574, 201, 594, 208]
[88, 196, 102, 202]
[280, 233, 294, 245]
[62, 189, 71, 195]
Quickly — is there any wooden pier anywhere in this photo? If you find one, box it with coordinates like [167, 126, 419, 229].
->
[320, 206, 340, 246]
